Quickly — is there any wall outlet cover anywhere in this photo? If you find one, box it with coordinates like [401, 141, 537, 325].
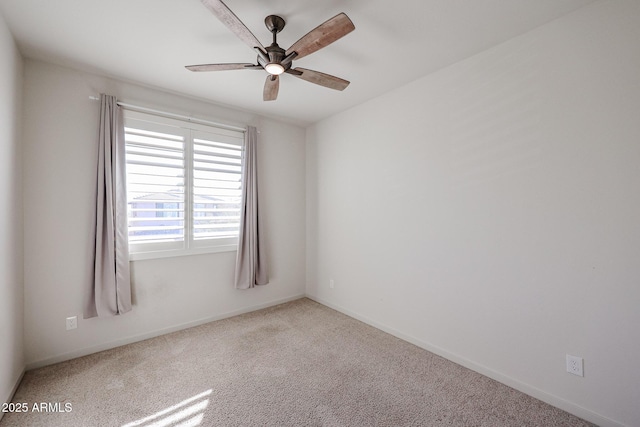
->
[66, 316, 78, 330]
[566, 354, 584, 377]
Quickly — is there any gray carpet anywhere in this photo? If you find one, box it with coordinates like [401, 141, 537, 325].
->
[1, 298, 593, 427]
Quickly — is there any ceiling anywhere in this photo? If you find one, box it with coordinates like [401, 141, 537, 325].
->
[0, 0, 595, 126]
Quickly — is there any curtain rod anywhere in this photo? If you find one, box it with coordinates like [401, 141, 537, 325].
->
[89, 96, 247, 133]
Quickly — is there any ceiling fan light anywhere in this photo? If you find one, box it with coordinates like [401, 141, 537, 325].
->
[265, 63, 285, 75]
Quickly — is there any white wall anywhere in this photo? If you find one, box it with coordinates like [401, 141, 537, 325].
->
[306, 2, 640, 426]
[0, 10, 24, 412]
[22, 60, 306, 367]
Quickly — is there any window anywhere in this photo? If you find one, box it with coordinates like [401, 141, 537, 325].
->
[124, 110, 244, 260]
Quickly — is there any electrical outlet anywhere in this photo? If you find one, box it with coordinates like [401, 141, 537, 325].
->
[66, 316, 78, 331]
[329, 279, 335, 289]
[566, 354, 583, 377]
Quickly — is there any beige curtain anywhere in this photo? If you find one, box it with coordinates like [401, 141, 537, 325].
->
[234, 126, 268, 289]
[85, 94, 132, 318]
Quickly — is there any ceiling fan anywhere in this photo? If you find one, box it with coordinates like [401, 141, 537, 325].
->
[186, 0, 355, 101]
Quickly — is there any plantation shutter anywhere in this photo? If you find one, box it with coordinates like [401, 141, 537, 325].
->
[192, 130, 243, 241]
[124, 120, 187, 247]
[123, 111, 245, 258]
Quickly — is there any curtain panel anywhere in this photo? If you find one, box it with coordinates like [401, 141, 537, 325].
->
[85, 94, 132, 318]
[234, 126, 268, 289]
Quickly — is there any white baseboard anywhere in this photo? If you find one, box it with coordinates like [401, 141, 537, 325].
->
[0, 368, 26, 423]
[306, 294, 625, 427]
[26, 293, 305, 370]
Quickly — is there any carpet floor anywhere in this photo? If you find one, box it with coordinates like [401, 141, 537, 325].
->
[1, 298, 594, 426]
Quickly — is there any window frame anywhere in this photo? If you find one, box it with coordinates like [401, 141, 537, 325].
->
[124, 110, 245, 261]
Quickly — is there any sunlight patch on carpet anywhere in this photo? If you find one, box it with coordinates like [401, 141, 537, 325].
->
[121, 389, 211, 427]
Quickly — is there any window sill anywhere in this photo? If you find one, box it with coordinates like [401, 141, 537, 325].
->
[129, 244, 237, 261]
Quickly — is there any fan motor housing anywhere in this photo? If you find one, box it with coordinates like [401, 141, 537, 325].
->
[265, 44, 285, 63]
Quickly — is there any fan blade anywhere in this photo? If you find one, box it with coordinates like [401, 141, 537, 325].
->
[285, 13, 355, 60]
[186, 63, 260, 72]
[200, 0, 264, 50]
[263, 75, 279, 101]
[287, 68, 350, 91]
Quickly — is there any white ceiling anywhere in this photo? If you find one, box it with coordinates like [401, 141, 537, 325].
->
[0, 0, 595, 126]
